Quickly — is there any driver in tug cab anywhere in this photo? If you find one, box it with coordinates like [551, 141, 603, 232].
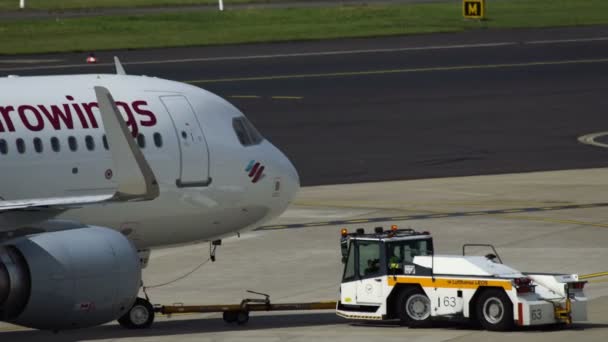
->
[388, 248, 402, 274]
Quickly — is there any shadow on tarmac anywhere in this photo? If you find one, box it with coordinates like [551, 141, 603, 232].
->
[0, 313, 346, 341]
[351, 320, 608, 332]
[3, 313, 608, 341]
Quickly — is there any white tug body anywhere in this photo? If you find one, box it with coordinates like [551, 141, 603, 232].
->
[336, 228, 587, 330]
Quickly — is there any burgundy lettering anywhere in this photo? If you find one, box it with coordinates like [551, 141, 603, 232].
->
[68, 96, 98, 129]
[0, 106, 15, 132]
[18, 105, 44, 131]
[132, 101, 157, 127]
[116, 101, 139, 137]
[82, 102, 100, 129]
[37, 104, 75, 130]
[72, 102, 89, 129]
[74, 103, 96, 129]
[1, 98, 158, 134]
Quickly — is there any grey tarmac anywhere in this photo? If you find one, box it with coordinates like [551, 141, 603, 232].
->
[1, 168, 608, 341]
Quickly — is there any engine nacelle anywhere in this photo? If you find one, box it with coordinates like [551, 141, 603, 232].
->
[0, 226, 141, 330]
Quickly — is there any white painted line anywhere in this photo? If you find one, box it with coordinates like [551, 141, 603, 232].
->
[0, 42, 517, 72]
[1, 35, 607, 73]
[578, 132, 608, 149]
[526, 36, 608, 45]
[0, 58, 63, 64]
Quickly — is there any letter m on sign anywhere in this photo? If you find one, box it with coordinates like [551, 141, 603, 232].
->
[463, 0, 484, 19]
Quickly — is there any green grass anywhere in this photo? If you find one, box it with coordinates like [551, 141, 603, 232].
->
[0, 0, 607, 55]
[0, 0, 263, 11]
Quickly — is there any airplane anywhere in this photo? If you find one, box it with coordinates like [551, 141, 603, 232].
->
[0, 58, 299, 331]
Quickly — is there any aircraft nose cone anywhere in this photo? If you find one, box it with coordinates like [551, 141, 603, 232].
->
[281, 153, 300, 202]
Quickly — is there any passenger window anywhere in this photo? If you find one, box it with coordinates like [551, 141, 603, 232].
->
[102, 135, 109, 150]
[358, 240, 381, 278]
[137, 134, 146, 148]
[153, 132, 163, 148]
[16, 138, 25, 154]
[68, 136, 78, 151]
[33, 137, 43, 153]
[85, 135, 95, 151]
[51, 137, 60, 152]
[0, 139, 7, 154]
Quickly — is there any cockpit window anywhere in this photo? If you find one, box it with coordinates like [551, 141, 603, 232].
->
[242, 117, 263, 144]
[232, 117, 264, 146]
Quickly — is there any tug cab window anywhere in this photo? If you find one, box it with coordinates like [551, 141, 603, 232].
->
[342, 239, 382, 281]
[342, 242, 356, 282]
[386, 238, 433, 275]
[232, 117, 264, 146]
[358, 240, 381, 278]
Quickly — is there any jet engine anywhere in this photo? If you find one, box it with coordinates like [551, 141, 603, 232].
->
[0, 226, 141, 330]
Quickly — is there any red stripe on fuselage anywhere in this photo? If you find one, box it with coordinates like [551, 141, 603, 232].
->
[249, 163, 260, 177]
[252, 166, 265, 183]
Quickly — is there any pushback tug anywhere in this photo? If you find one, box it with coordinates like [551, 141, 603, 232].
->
[336, 226, 587, 330]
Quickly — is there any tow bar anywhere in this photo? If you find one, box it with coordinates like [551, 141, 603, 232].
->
[155, 290, 337, 325]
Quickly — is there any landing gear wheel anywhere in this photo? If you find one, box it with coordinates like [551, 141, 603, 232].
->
[118, 297, 155, 329]
[398, 288, 431, 328]
[223, 311, 238, 323]
[236, 311, 250, 325]
[475, 289, 514, 331]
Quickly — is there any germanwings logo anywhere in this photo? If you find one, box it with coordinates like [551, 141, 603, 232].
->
[0, 95, 158, 137]
[245, 160, 265, 183]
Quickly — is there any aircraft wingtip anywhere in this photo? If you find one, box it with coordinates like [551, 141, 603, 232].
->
[114, 56, 127, 75]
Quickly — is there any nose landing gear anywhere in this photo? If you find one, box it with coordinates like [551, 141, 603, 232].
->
[118, 297, 155, 329]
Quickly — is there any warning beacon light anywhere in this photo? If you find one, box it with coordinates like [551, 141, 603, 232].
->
[86, 53, 98, 64]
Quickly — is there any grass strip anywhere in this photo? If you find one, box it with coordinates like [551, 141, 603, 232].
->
[0, 0, 265, 11]
[1, 0, 608, 55]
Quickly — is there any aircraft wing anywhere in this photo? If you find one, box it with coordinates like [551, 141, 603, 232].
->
[0, 86, 159, 213]
[0, 195, 115, 211]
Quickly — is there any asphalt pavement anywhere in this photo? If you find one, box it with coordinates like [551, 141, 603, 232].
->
[2, 26, 608, 186]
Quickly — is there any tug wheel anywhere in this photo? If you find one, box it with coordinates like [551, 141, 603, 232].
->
[475, 289, 514, 331]
[397, 288, 431, 327]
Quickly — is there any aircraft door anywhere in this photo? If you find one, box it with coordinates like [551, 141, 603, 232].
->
[160, 95, 211, 187]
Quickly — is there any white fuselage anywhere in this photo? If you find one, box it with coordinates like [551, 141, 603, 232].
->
[0, 74, 299, 248]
